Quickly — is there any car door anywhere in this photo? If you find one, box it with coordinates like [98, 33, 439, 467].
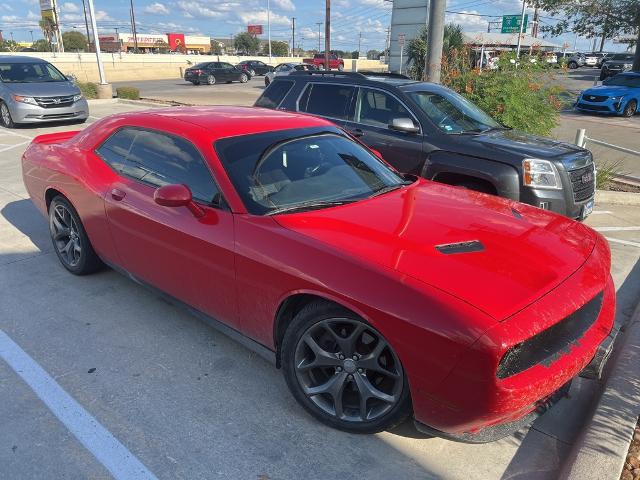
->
[297, 82, 357, 129]
[342, 87, 424, 174]
[220, 62, 238, 81]
[98, 126, 238, 327]
[255, 61, 268, 75]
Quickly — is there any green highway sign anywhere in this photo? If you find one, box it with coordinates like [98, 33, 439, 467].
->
[501, 14, 528, 34]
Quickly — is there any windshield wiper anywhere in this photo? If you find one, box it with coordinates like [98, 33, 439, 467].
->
[369, 182, 410, 198]
[266, 199, 357, 216]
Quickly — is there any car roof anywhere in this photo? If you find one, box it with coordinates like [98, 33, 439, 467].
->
[0, 55, 48, 64]
[286, 71, 421, 89]
[115, 106, 334, 139]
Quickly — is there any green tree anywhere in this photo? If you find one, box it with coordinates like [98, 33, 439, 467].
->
[351, 50, 360, 59]
[32, 39, 52, 52]
[406, 23, 466, 80]
[210, 40, 223, 55]
[62, 31, 87, 51]
[234, 32, 260, 55]
[270, 40, 289, 56]
[39, 17, 57, 47]
[0, 40, 20, 52]
[366, 49, 380, 60]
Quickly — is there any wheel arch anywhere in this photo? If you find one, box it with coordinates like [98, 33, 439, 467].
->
[272, 291, 372, 368]
[45, 186, 71, 212]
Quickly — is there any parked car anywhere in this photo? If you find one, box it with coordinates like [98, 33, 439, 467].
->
[22, 106, 615, 441]
[576, 72, 640, 117]
[566, 53, 586, 69]
[184, 62, 249, 85]
[236, 60, 274, 77]
[303, 53, 345, 71]
[264, 62, 318, 87]
[582, 52, 599, 67]
[599, 53, 635, 80]
[595, 52, 613, 68]
[0, 55, 88, 128]
[256, 71, 596, 220]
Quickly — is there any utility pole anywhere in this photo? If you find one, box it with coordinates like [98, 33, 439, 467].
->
[130, 0, 139, 53]
[81, 0, 92, 51]
[324, 0, 330, 70]
[316, 22, 323, 52]
[358, 31, 362, 58]
[385, 27, 390, 62]
[267, 0, 272, 59]
[425, 0, 446, 82]
[29, 30, 34, 43]
[115, 27, 120, 53]
[532, 7, 539, 38]
[87, 0, 111, 98]
[292, 17, 295, 56]
[515, 1, 526, 58]
[10, 32, 14, 42]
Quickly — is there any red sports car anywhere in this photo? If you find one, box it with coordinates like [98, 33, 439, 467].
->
[22, 106, 615, 441]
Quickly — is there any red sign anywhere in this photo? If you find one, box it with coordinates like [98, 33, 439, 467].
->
[247, 25, 263, 35]
[167, 33, 186, 51]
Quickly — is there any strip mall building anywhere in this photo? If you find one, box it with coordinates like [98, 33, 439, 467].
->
[98, 33, 211, 54]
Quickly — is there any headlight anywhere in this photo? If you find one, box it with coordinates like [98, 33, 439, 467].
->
[610, 96, 622, 103]
[13, 95, 38, 106]
[73, 94, 83, 102]
[523, 158, 562, 190]
[624, 63, 632, 68]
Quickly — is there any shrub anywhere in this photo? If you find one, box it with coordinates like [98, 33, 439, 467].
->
[116, 87, 140, 100]
[77, 81, 98, 99]
[596, 160, 624, 190]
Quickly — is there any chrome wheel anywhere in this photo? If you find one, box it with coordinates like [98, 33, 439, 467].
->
[294, 318, 403, 422]
[206, 75, 216, 85]
[50, 204, 82, 268]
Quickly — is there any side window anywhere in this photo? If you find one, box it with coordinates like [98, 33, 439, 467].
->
[121, 129, 219, 204]
[95, 128, 138, 172]
[255, 80, 294, 109]
[355, 88, 414, 128]
[300, 83, 356, 120]
[220, 62, 234, 69]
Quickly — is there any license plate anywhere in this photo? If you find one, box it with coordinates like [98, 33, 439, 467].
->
[582, 200, 594, 219]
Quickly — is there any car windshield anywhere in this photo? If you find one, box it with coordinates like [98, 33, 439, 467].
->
[0, 62, 67, 83]
[409, 90, 502, 134]
[215, 128, 407, 215]
[612, 55, 634, 61]
[604, 75, 640, 88]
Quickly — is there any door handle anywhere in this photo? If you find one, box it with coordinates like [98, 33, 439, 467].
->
[111, 188, 126, 201]
[351, 128, 364, 137]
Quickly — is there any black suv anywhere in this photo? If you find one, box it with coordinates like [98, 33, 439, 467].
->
[600, 53, 635, 80]
[255, 72, 595, 219]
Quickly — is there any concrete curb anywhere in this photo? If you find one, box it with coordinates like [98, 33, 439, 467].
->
[561, 301, 640, 480]
[596, 190, 640, 206]
[87, 98, 118, 105]
[116, 98, 185, 108]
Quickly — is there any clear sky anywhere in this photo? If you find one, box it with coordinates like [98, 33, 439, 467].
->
[0, 0, 629, 52]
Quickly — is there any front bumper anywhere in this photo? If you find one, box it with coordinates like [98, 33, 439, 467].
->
[411, 235, 615, 438]
[576, 96, 625, 115]
[10, 99, 89, 124]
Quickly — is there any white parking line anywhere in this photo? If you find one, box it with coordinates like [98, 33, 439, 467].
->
[0, 140, 30, 153]
[606, 237, 640, 248]
[0, 329, 158, 480]
[590, 211, 613, 215]
[595, 226, 640, 232]
[0, 128, 34, 140]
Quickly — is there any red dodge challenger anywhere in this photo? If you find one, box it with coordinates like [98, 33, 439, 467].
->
[22, 106, 615, 441]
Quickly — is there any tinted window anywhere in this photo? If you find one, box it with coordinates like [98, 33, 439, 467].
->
[215, 128, 404, 215]
[355, 88, 413, 128]
[0, 62, 67, 83]
[612, 54, 634, 61]
[255, 80, 294, 108]
[219, 62, 234, 69]
[604, 75, 640, 88]
[300, 83, 356, 120]
[96, 128, 137, 171]
[101, 128, 219, 204]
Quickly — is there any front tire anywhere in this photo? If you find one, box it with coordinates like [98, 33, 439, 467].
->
[282, 301, 411, 434]
[49, 196, 102, 275]
[0, 101, 15, 128]
[568, 61, 578, 69]
[623, 99, 637, 118]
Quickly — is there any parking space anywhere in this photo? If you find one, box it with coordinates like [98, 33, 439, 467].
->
[1, 102, 640, 480]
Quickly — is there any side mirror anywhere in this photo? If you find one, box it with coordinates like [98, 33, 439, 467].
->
[389, 117, 419, 134]
[154, 184, 204, 218]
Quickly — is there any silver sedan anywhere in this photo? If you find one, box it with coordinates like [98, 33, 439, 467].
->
[264, 62, 319, 87]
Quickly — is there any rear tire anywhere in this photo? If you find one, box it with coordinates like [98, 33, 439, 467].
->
[0, 101, 15, 128]
[281, 300, 412, 434]
[623, 99, 637, 118]
[568, 61, 578, 69]
[206, 75, 216, 85]
[49, 196, 103, 275]
[240, 73, 249, 83]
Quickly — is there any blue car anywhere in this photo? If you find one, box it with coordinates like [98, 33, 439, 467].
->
[576, 72, 640, 117]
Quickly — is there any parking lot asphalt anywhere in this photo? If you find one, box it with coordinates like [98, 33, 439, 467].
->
[1, 101, 640, 480]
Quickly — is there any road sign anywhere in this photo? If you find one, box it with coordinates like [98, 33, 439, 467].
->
[247, 25, 263, 35]
[398, 33, 406, 46]
[501, 14, 528, 34]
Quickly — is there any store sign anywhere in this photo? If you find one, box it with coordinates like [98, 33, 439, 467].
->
[398, 33, 406, 46]
[501, 14, 528, 34]
[39, 0, 54, 10]
[167, 33, 186, 51]
[248, 25, 263, 35]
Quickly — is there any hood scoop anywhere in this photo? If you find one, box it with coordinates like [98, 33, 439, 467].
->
[435, 240, 485, 255]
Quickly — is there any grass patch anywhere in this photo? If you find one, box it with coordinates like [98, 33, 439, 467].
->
[77, 82, 98, 99]
[116, 87, 140, 100]
[596, 160, 625, 190]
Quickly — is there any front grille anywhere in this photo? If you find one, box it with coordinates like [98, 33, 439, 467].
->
[569, 164, 596, 202]
[497, 292, 604, 379]
[582, 95, 608, 103]
[34, 95, 75, 109]
[577, 102, 610, 112]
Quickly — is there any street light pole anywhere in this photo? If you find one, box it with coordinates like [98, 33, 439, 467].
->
[130, 0, 139, 53]
[316, 22, 322, 52]
[515, 0, 526, 58]
[324, 0, 330, 70]
[86, 0, 111, 98]
[267, 0, 272, 59]
[81, 0, 92, 51]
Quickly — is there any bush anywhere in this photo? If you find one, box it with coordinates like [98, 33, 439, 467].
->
[596, 160, 624, 190]
[116, 87, 140, 100]
[77, 82, 98, 99]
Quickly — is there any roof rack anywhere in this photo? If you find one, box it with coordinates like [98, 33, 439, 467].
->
[289, 71, 367, 78]
[358, 71, 411, 79]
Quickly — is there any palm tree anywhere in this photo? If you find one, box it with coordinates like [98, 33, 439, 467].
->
[405, 23, 466, 80]
[39, 17, 56, 51]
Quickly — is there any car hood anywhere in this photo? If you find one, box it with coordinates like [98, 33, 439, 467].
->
[3, 81, 80, 97]
[583, 85, 633, 96]
[275, 180, 596, 321]
[456, 128, 584, 161]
